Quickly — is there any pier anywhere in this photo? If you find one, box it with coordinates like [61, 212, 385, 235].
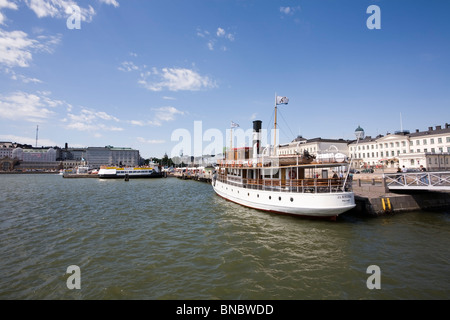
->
[351, 172, 450, 216]
[171, 168, 213, 184]
[384, 171, 450, 191]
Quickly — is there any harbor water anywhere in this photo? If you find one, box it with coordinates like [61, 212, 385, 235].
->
[0, 174, 449, 300]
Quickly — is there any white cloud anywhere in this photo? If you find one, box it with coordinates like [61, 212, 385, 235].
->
[99, 0, 119, 7]
[139, 67, 216, 92]
[0, 28, 61, 68]
[153, 106, 184, 122]
[216, 27, 225, 37]
[24, 0, 96, 22]
[197, 26, 235, 51]
[0, 0, 18, 25]
[280, 6, 300, 17]
[129, 106, 184, 127]
[65, 107, 123, 132]
[0, 134, 57, 146]
[118, 61, 139, 72]
[137, 137, 165, 144]
[0, 91, 65, 122]
[207, 40, 214, 51]
[0, 29, 35, 67]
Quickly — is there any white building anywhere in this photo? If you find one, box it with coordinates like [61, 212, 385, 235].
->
[12, 148, 57, 162]
[278, 136, 350, 158]
[0, 142, 15, 159]
[349, 124, 450, 171]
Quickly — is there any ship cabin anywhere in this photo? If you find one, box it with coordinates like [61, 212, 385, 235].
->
[216, 119, 351, 194]
[216, 147, 351, 194]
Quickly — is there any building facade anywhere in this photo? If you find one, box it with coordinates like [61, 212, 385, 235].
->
[278, 136, 350, 158]
[12, 148, 57, 162]
[86, 146, 140, 168]
[0, 142, 16, 159]
[349, 124, 450, 171]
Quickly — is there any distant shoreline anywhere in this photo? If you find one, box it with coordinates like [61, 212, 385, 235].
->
[0, 172, 59, 174]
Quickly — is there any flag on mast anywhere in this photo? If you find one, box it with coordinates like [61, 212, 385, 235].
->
[276, 96, 289, 105]
[231, 121, 240, 128]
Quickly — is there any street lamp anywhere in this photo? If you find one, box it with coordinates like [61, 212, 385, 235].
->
[342, 125, 365, 191]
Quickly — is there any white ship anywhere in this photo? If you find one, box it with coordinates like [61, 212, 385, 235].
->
[212, 113, 356, 220]
[98, 166, 163, 179]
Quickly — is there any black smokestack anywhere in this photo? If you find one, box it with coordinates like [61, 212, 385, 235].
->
[253, 120, 262, 156]
[253, 120, 262, 132]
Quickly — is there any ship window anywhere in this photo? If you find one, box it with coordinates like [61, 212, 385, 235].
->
[248, 193, 250, 196]
[269, 196, 271, 200]
[257, 194, 259, 198]
[290, 197, 294, 202]
[279, 197, 281, 201]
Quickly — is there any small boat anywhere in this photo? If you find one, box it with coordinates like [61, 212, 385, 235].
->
[98, 166, 163, 179]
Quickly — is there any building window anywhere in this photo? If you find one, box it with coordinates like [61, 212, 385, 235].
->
[396, 142, 400, 147]
[416, 140, 420, 145]
[431, 138, 435, 144]
[423, 139, 427, 145]
[447, 137, 450, 143]
[438, 138, 442, 144]
[431, 148, 435, 153]
[402, 141, 406, 147]
[424, 149, 428, 153]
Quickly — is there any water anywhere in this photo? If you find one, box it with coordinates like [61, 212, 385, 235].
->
[0, 174, 449, 300]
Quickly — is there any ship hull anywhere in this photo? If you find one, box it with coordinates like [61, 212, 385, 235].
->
[212, 180, 355, 219]
[98, 173, 163, 179]
[98, 167, 163, 179]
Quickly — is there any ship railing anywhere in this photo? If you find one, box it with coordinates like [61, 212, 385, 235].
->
[217, 175, 349, 193]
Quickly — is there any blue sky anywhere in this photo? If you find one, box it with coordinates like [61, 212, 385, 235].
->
[1, 0, 449, 158]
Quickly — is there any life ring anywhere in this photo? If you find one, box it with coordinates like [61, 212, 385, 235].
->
[289, 170, 297, 179]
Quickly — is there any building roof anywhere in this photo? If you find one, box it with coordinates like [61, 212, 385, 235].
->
[408, 124, 450, 138]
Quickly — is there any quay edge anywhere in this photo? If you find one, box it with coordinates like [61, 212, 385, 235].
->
[351, 184, 450, 216]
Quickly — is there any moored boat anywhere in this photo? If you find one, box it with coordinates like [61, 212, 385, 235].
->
[212, 104, 356, 220]
[98, 166, 163, 179]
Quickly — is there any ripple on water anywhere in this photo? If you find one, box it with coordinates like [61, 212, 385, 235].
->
[0, 175, 449, 299]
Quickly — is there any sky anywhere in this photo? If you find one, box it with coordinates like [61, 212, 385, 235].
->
[0, 0, 449, 159]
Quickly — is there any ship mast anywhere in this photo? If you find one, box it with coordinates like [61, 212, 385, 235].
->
[274, 93, 277, 156]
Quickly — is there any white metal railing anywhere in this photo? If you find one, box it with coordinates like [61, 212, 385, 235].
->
[384, 171, 450, 189]
[215, 174, 350, 194]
